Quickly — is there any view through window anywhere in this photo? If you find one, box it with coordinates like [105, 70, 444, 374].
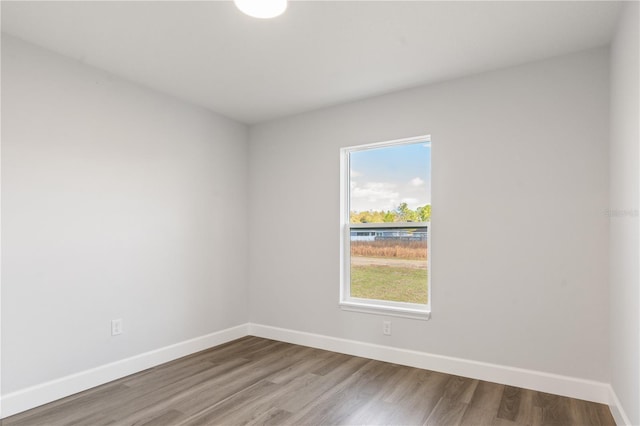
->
[341, 136, 431, 316]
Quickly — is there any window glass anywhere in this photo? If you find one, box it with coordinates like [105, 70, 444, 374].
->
[341, 137, 431, 316]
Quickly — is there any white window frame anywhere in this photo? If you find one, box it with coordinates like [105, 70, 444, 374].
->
[340, 135, 431, 320]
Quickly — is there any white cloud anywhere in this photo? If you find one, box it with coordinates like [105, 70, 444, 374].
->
[410, 177, 425, 186]
[351, 182, 399, 211]
[350, 170, 362, 178]
[401, 197, 419, 205]
[351, 179, 431, 212]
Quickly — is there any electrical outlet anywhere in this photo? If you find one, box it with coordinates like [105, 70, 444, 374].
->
[383, 320, 391, 336]
[111, 319, 123, 336]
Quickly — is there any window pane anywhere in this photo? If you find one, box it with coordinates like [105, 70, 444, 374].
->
[342, 137, 431, 312]
[349, 142, 430, 224]
[350, 226, 428, 304]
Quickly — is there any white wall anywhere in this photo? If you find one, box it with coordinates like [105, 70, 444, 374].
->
[1, 25, 625, 418]
[1, 36, 249, 394]
[609, 3, 640, 425]
[249, 48, 610, 382]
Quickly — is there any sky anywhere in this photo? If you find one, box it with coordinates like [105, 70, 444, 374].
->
[350, 141, 431, 213]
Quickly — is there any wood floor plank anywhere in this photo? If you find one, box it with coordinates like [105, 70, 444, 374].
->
[134, 408, 186, 426]
[105, 358, 254, 425]
[122, 360, 217, 393]
[264, 347, 335, 385]
[568, 398, 617, 426]
[443, 375, 479, 404]
[498, 385, 524, 421]
[4, 382, 130, 426]
[345, 364, 415, 424]
[337, 362, 406, 424]
[277, 356, 370, 414]
[310, 351, 355, 376]
[283, 358, 403, 425]
[468, 380, 505, 413]
[3, 337, 617, 426]
[385, 369, 452, 425]
[344, 399, 398, 425]
[508, 388, 541, 426]
[459, 406, 522, 426]
[283, 359, 384, 424]
[166, 344, 310, 416]
[536, 391, 574, 425]
[382, 367, 428, 403]
[423, 397, 468, 426]
[178, 380, 280, 426]
[243, 407, 292, 426]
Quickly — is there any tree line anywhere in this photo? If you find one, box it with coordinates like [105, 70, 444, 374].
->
[350, 202, 431, 223]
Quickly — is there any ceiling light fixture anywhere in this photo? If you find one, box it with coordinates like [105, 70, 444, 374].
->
[234, 0, 287, 19]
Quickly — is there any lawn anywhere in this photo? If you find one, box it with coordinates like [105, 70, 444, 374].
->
[350, 264, 428, 304]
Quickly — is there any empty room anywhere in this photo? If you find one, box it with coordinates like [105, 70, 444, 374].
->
[1, 1, 638, 425]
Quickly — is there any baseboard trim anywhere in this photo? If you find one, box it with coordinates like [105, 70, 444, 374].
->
[0, 324, 248, 419]
[608, 385, 633, 426]
[2, 323, 620, 421]
[248, 323, 611, 405]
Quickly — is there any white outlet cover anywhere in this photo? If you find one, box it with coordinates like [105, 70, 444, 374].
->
[383, 321, 392, 335]
[111, 319, 123, 336]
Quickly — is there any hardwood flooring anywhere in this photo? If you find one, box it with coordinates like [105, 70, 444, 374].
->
[2, 337, 615, 426]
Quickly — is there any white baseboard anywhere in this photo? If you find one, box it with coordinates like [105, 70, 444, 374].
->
[0, 324, 248, 419]
[248, 323, 612, 405]
[2, 322, 622, 422]
[608, 385, 633, 426]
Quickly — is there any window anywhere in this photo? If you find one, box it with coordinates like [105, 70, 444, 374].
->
[340, 136, 431, 319]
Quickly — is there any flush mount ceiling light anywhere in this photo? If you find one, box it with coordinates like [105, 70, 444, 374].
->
[234, 0, 287, 19]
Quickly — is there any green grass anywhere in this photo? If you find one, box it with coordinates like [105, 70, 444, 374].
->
[350, 265, 428, 304]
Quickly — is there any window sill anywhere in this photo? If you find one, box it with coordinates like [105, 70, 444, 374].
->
[339, 301, 431, 320]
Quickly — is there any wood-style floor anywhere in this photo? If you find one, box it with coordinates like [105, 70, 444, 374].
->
[3, 336, 615, 426]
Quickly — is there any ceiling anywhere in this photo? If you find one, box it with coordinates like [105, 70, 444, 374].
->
[1, 1, 623, 124]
